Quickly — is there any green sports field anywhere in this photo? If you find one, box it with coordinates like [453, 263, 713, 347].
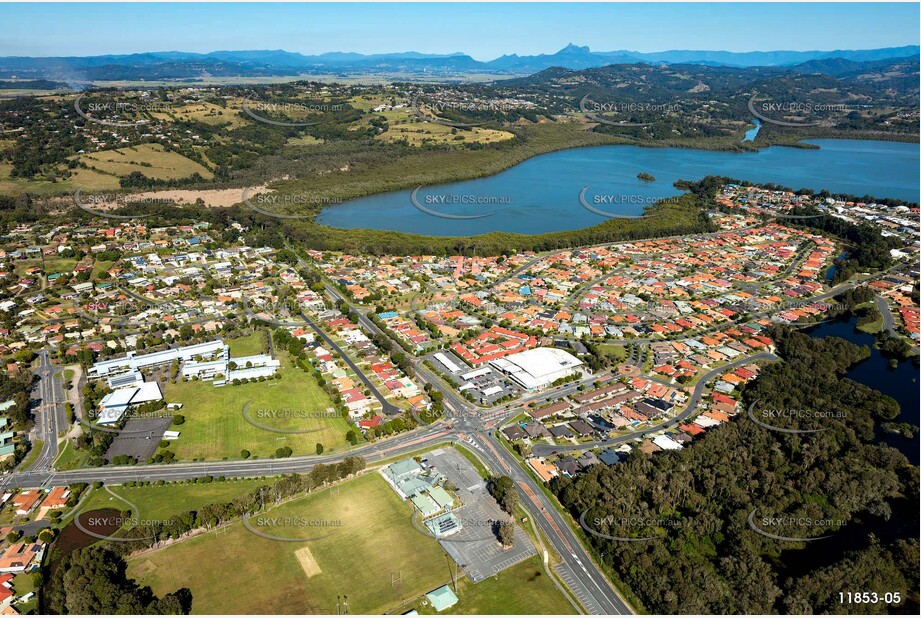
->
[159, 358, 351, 460]
[127, 473, 452, 614]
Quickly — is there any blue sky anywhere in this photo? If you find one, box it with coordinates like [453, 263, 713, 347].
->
[1, 2, 918, 58]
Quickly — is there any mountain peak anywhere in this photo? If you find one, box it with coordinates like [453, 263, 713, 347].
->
[559, 43, 591, 54]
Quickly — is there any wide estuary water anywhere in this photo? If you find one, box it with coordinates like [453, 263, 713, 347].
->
[317, 139, 919, 236]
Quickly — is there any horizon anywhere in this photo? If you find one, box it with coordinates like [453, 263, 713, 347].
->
[1, 2, 918, 59]
[3, 40, 920, 61]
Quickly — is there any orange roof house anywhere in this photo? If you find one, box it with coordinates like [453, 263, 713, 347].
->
[40, 487, 70, 510]
[11, 492, 40, 516]
[0, 542, 40, 573]
[528, 458, 559, 483]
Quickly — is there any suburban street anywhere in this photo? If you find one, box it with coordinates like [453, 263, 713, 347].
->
[530, 352, 779, 457]
[875, 293, 898, 336]
[1, 244, 908, 616]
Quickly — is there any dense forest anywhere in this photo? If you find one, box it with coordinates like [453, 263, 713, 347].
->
[551, 327, 918, 614]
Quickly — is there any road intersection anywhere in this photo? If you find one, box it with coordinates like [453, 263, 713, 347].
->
[3, 247, 909, 615]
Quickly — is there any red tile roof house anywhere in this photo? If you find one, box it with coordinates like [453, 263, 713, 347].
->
[35, 487, 71, 520]
[0, 574, 13, 608]
[357, 415, 382, 431]
[11, 492, 40, 516]
[0, 542, 41, 573]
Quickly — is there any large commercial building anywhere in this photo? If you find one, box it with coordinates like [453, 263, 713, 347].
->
[97, 381, 163, 424]
[489, 347, 583, 391]
[88, 340, 227, 378]
[89, 339, 279, 389]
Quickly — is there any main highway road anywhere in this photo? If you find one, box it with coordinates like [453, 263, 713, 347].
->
[2, 393, 631, 615]
[25, 349, 67, 473]
[3, 279, 636, 615]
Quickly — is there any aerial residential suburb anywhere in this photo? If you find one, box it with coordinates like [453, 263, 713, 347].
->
[0, 1, 917, 616]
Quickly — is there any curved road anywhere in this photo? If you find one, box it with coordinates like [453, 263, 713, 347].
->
[531, 351, 779, 457]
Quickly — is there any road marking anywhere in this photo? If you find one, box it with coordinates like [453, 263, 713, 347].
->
[517, 480, 574, 553]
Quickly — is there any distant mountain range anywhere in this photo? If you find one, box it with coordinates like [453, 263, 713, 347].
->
[1, 43, 918, 83]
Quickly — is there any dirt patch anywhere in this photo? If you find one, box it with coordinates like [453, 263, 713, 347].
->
[85, 185, 271, 209]
[295, 545, 322, 578]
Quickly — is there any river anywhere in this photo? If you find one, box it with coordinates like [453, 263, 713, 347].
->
[317, 139, 919, 236]
[742, 118, 762, 142]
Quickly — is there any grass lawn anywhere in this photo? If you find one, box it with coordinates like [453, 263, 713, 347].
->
[0, 162, 79, 196]
[127, 473, 452, 615]
[12, 572, 38, 614]
[17, 439, 43, 471]
[857, 318, 884, 334]
[53, 440, 88, 471]
[227, 331, 266, 357]
[150, 101, 249, 129]
[78, 478, 271, 523]
[377, 110, 515, 146]
[67, 166, 122, 191]
[42, 256, 77, 275]
[286, 135, 325, 147]
[13, 259, 43, 277]
[160, 359, 350, 460]
[91, 259, 115, 278]
[402, 556, 575, 615]
[597, 343, 628, 362]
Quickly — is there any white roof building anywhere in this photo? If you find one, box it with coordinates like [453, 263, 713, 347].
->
[489, 347, 583, 391]
[89, 339, 227, 378]
[652, 435, 683, 450]
[97, 381, 163, 424]
[434, 352, 461, 374]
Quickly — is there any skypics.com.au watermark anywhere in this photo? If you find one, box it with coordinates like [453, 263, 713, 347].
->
[424, 194, 510, 206]
[253, 408, 342, 421]
[74, 512, 176, 542]
[579, 95, 679, 127]
[410, 187, 510, 220]
[412, 512, 503, 543]
[579, 186, 679, 219]
[747, 93, 865, 128]
[739, 299, 849, 320]
[747, 507, 847, 542]
[242, 511, 342, 542]
[241, 187, 341, 219]
[241, 401, 336, 434]
[74, 93, 173, 127]
[252, 516, 342, 527]
[78, 408, 177, 436]
[747, 400, 847, 434]
[73, 188, 174, 220]
[410, 91, 532, 128]
[579, 506, 680, 542]
[594, 515, 681, 529]
[242, 93, 343, 127]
